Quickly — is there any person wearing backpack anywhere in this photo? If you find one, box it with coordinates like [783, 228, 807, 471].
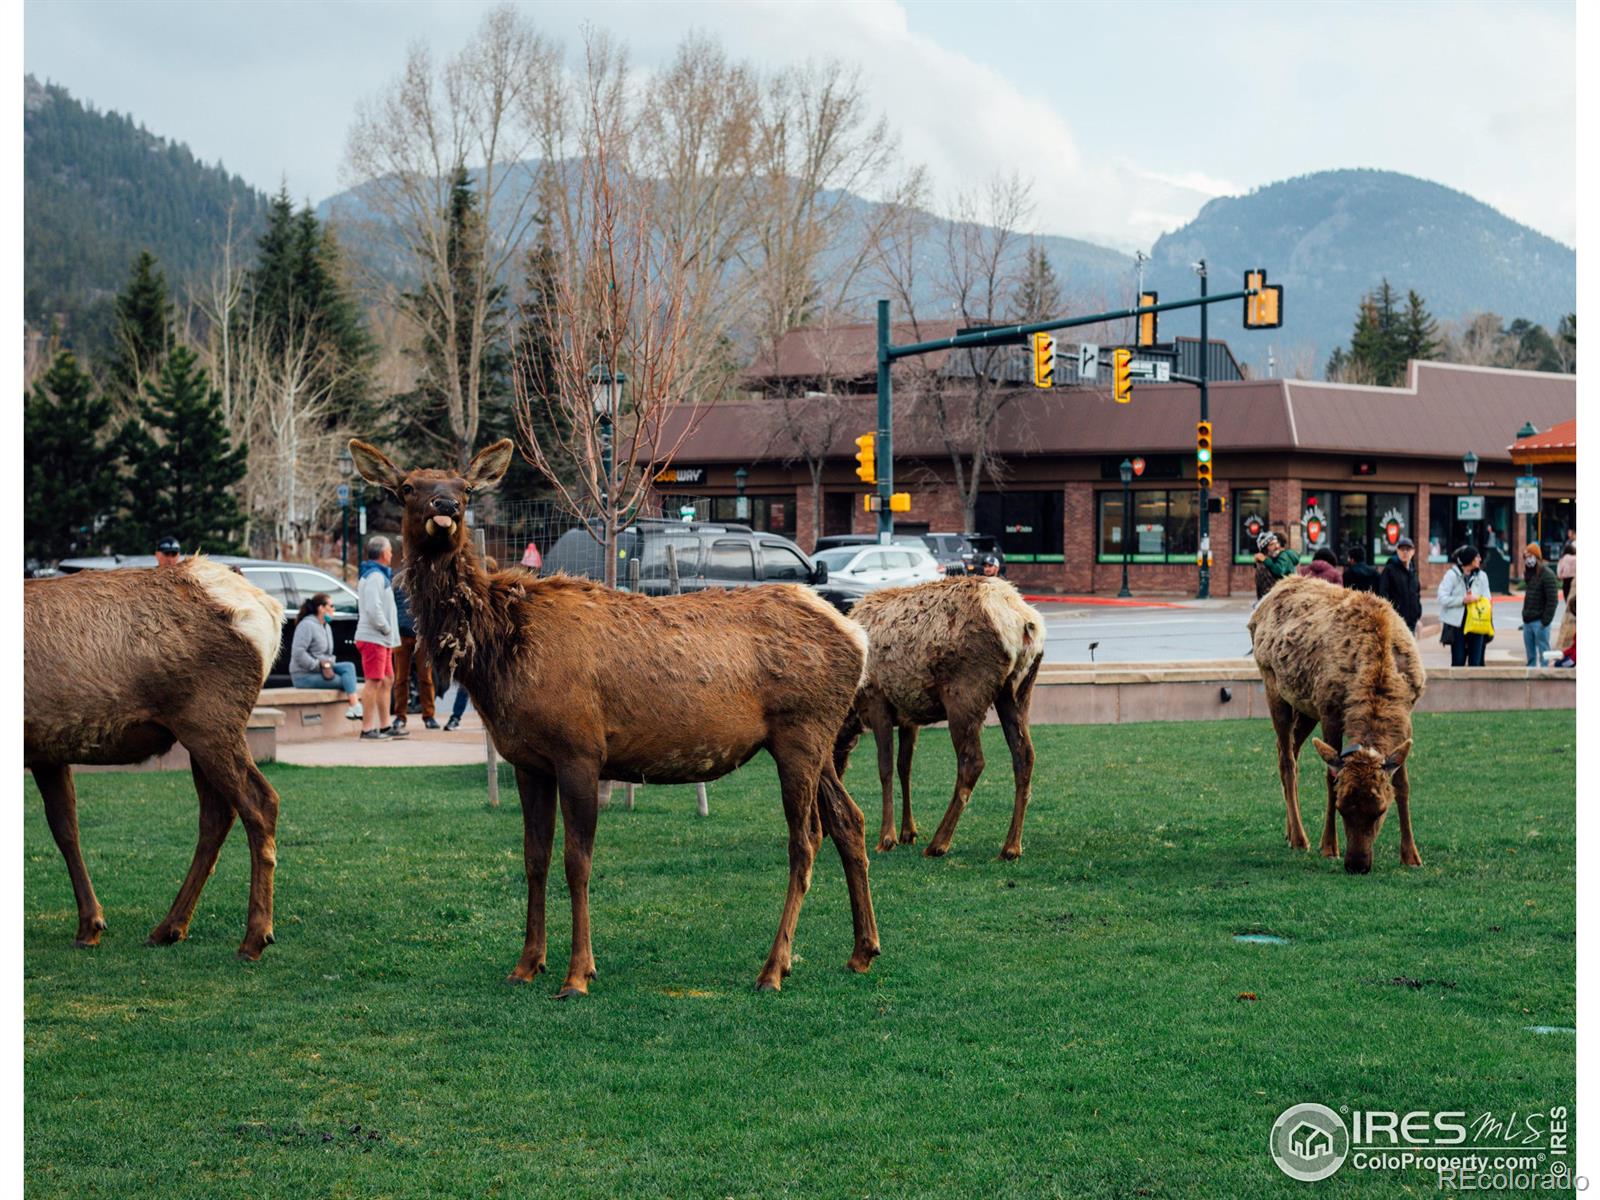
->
[1438, 546, 1492, 667]
[1520, 543, 1561, 666]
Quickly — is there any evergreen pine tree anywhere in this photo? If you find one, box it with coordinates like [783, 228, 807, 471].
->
[1346, 296, 1386, 383]
[104, 250, 173, 409]
[1400, 289, 1440, 368]
[24, 351, 123, 563]
[1012, 245, 1062, 322]
[115, 345, 248, 553]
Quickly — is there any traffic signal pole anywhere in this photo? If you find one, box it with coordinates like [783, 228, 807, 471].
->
[873, 283, 1258, 546]
[1197, 260, 1211, 599]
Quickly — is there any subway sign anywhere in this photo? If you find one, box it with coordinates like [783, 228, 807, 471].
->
[654, 467, 706, 484]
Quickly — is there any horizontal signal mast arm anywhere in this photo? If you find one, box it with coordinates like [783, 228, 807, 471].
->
[885, 289, 1258, 360]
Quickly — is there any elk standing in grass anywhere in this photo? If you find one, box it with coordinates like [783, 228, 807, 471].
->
[1249, 574, 1426, 874]
[835, 576, 1046, 859]
[350, 438, 879, 995]
[25, 559, 284, 957]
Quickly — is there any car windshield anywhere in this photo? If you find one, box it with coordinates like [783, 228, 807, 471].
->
[813, 548, 860, 571]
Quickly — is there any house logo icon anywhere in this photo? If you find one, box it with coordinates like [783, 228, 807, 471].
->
[1270, 1103, 1350, 1181]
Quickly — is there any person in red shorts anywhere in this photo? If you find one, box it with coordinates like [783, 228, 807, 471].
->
[355, 535, 407, 740]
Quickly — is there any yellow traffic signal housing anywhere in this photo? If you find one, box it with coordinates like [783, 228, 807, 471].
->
[1243, 268, 1283, 329]
[1196, 419, 1214, 488]
[1112, 348, 1133, 403]
[1137, 291, 1159, 348]
[854, 432, 876, 483]
[1031, 332, 1055, 388]
[889, 492, 911, 513]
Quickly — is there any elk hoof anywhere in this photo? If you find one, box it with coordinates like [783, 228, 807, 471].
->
[846, 947, 879, 973]
[1288, 835, 1311, 852]
[72, 934, 102, 949]
[923, 843, 949, 858]
[755, 977, 782, 993]
[146, 924, 184, 947]
[875, 837, 897, 853]
[898, 829, 918, 845]
[998, 845, 1022, 861]
[1402, 848, 1423, 868]
[554, 984, 588, 1000]
[1320, 843, 1339, 859]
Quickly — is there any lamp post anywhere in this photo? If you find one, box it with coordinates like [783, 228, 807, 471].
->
[1118, 458, 1134, 598]
[1462, 450, 1479, 550]
[735, 466, 749, 522]
[338, 446, 354, 583]
[589, 364, 625, 587]
[1516, 421, 1539, 552]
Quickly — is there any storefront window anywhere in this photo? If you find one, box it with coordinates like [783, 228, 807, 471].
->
[1429, 493, 1507, 562]
[663, 494, 796, 539]
[1096, 490, 1203, 563]
[1304, 490, 1413, 563]
[975, 491, 1064, 562]
[1233, 489, 1270, 563]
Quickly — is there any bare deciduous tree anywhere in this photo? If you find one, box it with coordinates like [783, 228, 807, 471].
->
[761, 313, 859, 550]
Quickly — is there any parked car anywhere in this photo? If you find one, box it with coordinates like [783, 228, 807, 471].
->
[812, 533, 931, 554]
[916, 532, 978, 574]
[54, 555, 363, 686]
[808, 543, 943, 609]
[540, 520, 838, 601]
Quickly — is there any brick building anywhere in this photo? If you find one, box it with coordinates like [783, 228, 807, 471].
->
[650, 349, 1576, 596]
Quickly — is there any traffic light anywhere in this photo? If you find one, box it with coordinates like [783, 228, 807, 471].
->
[1112, 348, 1133, 403]
[1196, 420, 1213, 488]
[1243, 268, 1283, 329]
[854, 433, 876, 484]
[1031, 332, 1055, 388]
[889, 492, 911, 513]
[1137, 291, 1159, 348]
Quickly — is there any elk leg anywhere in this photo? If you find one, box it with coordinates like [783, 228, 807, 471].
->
[1318, 715, 1344, 860]
[1394, 762, 1423, 867]
[896, 726, 919, 844]
[507, 766, 557, 983]
[34, 764, 106, 947]
[148, 760, 236, 947]
[994, 671, 1038, 861]
[757, 742, 822, 991]
[925, 707, 986, 858]
[816, 758, 881, 974]
[872, 719, 897, 852]
[1268, 693, 1311, 851]
[555, 764, 600, 998]
[188, 735, 279, 959]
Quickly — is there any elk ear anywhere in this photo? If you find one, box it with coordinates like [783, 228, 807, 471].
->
[1382, 739, 1413, 774]
[349, 439, 404, 495]
[1311, 738, 1342, 772]
[465, 439, 515, 492]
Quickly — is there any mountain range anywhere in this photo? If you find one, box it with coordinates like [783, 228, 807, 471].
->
[24, 77, 1576, 378]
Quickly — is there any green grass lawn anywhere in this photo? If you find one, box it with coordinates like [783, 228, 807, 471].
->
[24, 712, 1574, 1198]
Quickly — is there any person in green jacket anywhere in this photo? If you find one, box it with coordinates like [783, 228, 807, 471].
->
[1253, 530, 1300, 600]
[1521, 542, 1561, 666]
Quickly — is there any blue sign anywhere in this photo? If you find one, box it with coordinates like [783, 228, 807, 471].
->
[337, 483, 351, 505]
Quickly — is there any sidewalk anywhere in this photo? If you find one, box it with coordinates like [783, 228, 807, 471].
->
[277, 707, 498, 767]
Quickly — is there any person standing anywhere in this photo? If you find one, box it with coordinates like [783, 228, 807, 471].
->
[1342, 546, 1379, 592]
[154, 535, 183, 567]
[290, 593, 362, 721]
[1377, 536, 1422, 633]
[355, 535, 407, 740]
[1519, 544, 1561, 667]
[1297, 547, 1344, 585]
[1438, 546, 1491, 667]
[1557, 535, 1576, 601]
[390, 584, 438, 732]
[1253, 531, 1299, 599]
[1555, 578, 1577, 667]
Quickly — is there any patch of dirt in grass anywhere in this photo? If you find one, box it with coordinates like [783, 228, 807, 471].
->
[1374, 976, 1457, 990]
[233, 1122, 387, 1149]
[661, 988, 717, 999]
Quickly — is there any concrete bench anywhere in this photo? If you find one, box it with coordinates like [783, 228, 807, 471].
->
[258, 687, 355, 742]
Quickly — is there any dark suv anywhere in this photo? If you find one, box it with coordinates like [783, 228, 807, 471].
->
[541, 520, 842, 602]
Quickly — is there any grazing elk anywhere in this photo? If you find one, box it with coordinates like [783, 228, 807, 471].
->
[835, 576, 1046, 859]
[349, 438, 879, 995]
[1249, 574, 1426, 874]
[24, 559, 284, 957]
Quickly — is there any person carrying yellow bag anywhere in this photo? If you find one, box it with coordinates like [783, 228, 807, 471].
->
[1438, 545, 1492, 666]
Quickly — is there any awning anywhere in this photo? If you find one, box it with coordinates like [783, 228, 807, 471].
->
[1509, 418, 1576, 466]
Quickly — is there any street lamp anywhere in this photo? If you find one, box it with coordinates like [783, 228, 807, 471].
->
[1516, 422, 1539, 551]
[589, 364, 626, 587]
[735, 466, 750, 522]
[338, 446, 354, 583]
[1118, 457, 1134, 598]
[1462, 450, 1479, 549]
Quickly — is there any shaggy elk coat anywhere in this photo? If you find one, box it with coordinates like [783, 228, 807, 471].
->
[24, 559, 284, 957]
[1248, 575, 1426, 873]
[349, 438, 880, 995]
[835, 577, 1046, 859]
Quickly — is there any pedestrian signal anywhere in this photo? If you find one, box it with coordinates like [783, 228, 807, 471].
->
[889, 492, 911, 513]
[854, 433, 876, 484]
[1196, 420, 1213, 488]
[1243, 268, 1283, 329]
[1112, 348, 1133, 403]
[1031, 332, 1055, 389]
[1137, 292, 1159, 348]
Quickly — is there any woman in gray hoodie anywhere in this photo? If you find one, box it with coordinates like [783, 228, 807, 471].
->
[290, 594, 361, 720]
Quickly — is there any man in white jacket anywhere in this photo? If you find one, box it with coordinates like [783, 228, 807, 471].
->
[355, 535, 407, 739]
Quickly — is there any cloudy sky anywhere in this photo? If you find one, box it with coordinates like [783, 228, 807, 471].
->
[24, 0, 1576, 250]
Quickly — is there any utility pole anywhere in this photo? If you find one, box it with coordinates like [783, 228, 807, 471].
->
[875, 299, 893, 544]
[1196, 258, 1211, 600]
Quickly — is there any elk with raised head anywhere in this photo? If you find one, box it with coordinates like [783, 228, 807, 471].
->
[835, 576, 1046, 859]
[25, 558, 285, 957]
[348, 437, 880, 995]
[1249, 574, 1426, 874]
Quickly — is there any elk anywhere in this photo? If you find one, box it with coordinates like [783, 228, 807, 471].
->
[24, 558, 284, 957]
[1249, 574, 1426, 874]
[835, 576, 1046, 859]
[349, 438, 879, 995]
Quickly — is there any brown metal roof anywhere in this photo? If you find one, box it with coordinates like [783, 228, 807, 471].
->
[658, 361, 1576, 466]
[1509, 417, 1577, 464]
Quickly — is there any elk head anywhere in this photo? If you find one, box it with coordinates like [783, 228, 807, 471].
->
[346, 439, 515, 561]
[1312, 738, 1413, 874]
